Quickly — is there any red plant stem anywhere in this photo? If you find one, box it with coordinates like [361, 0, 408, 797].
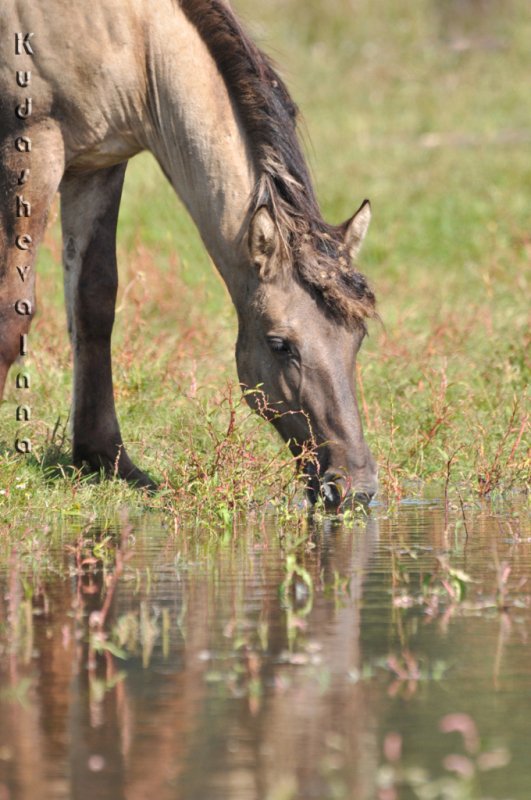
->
[506, 413, 528, 466]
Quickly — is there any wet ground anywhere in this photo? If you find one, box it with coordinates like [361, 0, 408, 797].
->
[0, 498, 530, 800]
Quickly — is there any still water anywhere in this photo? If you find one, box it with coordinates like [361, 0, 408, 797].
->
[0, 499, 530, 800]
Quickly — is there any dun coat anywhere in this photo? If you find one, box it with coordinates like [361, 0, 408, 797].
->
[0, 0, 378, 507]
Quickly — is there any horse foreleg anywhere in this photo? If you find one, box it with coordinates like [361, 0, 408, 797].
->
[0, 123, 64, 400]
[60, 164, 157, 490]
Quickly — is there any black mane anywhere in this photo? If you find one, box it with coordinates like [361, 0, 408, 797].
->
[179, 0, 375, 325]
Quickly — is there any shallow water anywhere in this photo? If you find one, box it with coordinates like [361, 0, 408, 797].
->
[0, 499, 530, 800]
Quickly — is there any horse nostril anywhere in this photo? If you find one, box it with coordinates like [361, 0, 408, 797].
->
[323, 472, 377, 511]
[309, 468, 377, 511]
[353, 490, 375, 507]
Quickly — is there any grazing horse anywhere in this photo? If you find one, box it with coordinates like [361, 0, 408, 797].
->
[0, 0, 378, 508]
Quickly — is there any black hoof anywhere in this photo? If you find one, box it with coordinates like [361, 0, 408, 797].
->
[123, 467, 159, 493]
[73, 448, 158, 493]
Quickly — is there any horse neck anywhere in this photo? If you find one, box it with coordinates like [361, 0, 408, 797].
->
[141, 5, 258, 303]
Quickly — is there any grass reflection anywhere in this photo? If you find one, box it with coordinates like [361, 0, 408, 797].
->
[0, 501, 529, 798]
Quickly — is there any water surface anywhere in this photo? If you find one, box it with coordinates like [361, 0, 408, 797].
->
[0, 499, 530, 799]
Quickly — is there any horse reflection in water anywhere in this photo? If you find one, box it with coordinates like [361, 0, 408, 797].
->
[0, 0, 378, 507]
[0, 517, 380, 799]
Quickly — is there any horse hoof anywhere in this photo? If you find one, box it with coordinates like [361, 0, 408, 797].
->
[73, 447, 158, 492]
[124, 468, 159, 493]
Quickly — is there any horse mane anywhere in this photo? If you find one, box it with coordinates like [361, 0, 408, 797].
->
[178, 0, 376, 326]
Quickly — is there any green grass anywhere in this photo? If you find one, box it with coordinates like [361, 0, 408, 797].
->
[0, 0, 529, 525]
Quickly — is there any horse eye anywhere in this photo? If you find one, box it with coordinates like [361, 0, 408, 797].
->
[267, 336, 291, 354]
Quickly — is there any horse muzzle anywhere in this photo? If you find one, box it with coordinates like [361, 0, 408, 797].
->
[304, 463, 377, 512]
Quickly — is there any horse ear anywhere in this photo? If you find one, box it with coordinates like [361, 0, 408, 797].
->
[249, 206, 280, 281]
[342, 199, 371, 261]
